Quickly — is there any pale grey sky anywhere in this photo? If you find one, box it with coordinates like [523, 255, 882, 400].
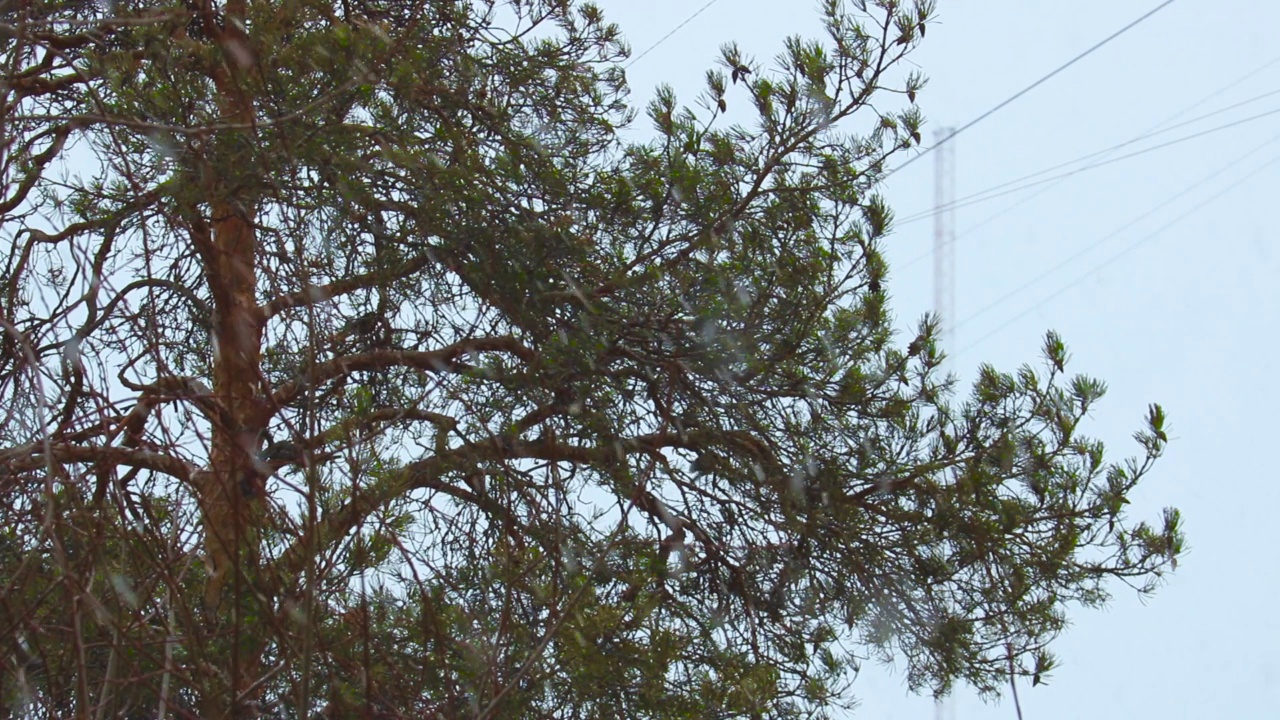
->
[599, 1, 1278, 717]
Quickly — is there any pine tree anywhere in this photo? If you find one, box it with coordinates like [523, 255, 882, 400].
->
[0, 0, 1181, 717]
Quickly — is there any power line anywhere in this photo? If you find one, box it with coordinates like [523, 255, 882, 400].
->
[957, 130, 1280, 329]
[944, 51, 1280, 240]
[897, 100, 1280, 225]
[886, 0, 1177, 179]
[625, 0, 721, 68]
[892, 50, 1280, 273]
[899, 86, 1280, 224]
[951, 134, 1280, 356]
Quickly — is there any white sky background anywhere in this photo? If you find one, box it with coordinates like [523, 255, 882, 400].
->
[595, 0, 1279, 718]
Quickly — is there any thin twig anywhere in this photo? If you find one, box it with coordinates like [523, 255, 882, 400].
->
[1008, 646, 1024, 720]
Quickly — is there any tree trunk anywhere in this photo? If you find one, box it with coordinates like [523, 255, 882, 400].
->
[194, 2, 268, 715]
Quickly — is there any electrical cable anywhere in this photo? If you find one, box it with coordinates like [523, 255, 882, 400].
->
[946, 54, 1280, 243]
[951, 134, 1280, 356]
[892, 51, 1280, 274]
[896, 102, 1280, 226]
[885, 0, 1177, 179]
[625, 0, 721, 68]
[957, 130, 1280, 329]
[898, 87, 1280, 226]
[952, 52, 1280, 233]
[945, 52, 1280, 241]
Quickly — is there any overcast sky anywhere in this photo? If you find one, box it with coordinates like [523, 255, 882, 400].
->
[596, 1, 1278, 717]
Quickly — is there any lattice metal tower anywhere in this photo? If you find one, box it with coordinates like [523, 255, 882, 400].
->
[933, 128, 958, 720]
[933, 128, 957, 355]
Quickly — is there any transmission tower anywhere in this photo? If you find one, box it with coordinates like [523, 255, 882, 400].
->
[933, 128, 957, 356]
[933, 128, 958, 720]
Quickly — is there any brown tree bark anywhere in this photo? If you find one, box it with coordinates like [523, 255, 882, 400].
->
[189, 1, 269, 716]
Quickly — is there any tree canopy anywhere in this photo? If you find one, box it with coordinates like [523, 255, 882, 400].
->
[0, 0, 1182, 717]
